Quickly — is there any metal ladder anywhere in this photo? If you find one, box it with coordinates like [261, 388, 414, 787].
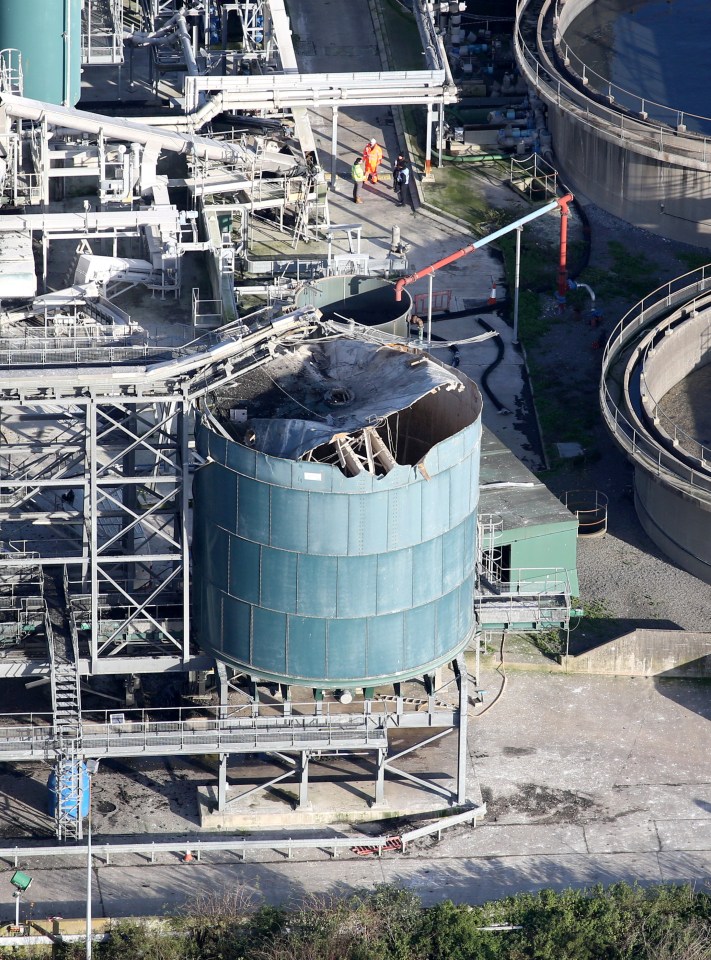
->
[46, 567, 82, 738]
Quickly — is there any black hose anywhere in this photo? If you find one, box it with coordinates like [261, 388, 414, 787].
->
[477, 318, 509, 413]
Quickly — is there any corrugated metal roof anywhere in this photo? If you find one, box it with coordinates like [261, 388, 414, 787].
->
[479, 427, 577, 532]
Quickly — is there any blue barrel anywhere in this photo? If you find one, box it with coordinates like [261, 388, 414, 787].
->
[47, 762, 90, 820]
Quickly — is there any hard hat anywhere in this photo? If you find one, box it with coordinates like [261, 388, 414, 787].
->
[369, 138, 376, 146]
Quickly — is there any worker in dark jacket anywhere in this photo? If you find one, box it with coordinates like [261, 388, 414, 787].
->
[393, 154, 411, 207]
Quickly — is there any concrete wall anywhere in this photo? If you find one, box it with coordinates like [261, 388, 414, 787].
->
[643, 311, 711, 400]
[547, 106, 711, 247]
[563, 630, 711, 677]
[521, 0, 711, 246]
[633, 471, 711, 584]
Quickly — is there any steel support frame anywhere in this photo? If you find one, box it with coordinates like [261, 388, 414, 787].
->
[0, 389, 191, 674]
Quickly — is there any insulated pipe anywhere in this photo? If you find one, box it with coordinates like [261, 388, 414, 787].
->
[394, 193, 574, 301]
[63, 0, 71, 107]
[133, 92, 226, 132]
[175, 14, 199, 77]
[0, 93, 239, 162]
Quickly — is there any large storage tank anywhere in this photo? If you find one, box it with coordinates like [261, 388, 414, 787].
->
[295, 276, 413, 339]
[0, 0, 82, 106]
[192, 336, 482, 689]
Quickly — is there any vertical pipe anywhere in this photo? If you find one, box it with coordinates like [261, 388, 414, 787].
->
[557, 198, 570, 302]
[513, 225, 522, 344]
[456, 656, 468, 805]
[425, 103, 433, 177]
[427, 272, 433, 348]
[437, 103, 444, 168]
[86, 777, 92, 960]
[63, 0, 71, 107]
[180, 401, 191, 659]
[89, 401, 98, 669]
[330, 106, 338, 193]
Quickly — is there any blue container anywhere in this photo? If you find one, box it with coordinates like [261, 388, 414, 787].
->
[0, 0, 82, 106]
[47, 762, 90, 820]
[192, 343, 483, 689]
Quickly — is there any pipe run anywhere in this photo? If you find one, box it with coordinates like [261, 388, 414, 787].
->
[394, 193, 574, 301]
[126, 12, 198, 77]
[0, 93, 240, 163]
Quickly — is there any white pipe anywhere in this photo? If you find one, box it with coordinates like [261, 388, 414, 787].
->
[137, 92, 226, 132]
[576, 282, 596, 303]
[175, 14, 199, 77]
[0, 93, 238, 162]
[64, 0, 71, 107]
[126, 12, 198, 77]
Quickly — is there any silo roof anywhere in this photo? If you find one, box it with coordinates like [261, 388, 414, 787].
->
[217, 338, 463, 460]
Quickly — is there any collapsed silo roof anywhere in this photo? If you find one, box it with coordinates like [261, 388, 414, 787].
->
[220, 338, 464, 461]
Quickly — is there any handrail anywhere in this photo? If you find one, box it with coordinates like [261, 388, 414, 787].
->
[553, 0, 711, 135]
[514, 0, 711, 167]
[600, 263, 711, 495]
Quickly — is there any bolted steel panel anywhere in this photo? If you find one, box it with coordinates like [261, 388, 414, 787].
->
[0, 0, 81, 106]
[193, 372, 483, 688]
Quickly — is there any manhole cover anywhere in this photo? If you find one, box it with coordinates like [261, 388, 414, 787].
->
[97, 801, 117, 815]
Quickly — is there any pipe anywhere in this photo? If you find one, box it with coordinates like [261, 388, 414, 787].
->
[557, 194, 572, 302]
[394, 193, 574, 300]
[133, 92, 226, 132]
[63, 0, 71, 107]
[0, 93, 239, 162]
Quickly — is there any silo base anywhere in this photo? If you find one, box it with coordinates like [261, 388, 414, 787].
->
[197, 661, 475, 830]
[196, 745, 475, 830]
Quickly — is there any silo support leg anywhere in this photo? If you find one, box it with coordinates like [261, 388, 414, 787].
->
[330, 106, 339, 193]
[455, 657, 468, 806]
[374, 749, 386, 807]
[298, 752, 312, 810]
[218, 754, 228, 812]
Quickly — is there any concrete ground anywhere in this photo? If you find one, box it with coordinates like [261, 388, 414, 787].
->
[2, 658, 710, 922]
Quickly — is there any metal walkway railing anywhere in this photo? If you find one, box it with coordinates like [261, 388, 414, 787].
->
[0, 714, 388, 762]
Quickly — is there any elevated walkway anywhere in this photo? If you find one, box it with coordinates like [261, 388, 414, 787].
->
[0, 713, 388, 762]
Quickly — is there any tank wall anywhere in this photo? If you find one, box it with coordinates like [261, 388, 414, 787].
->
[0, 0, 82, 106]
[295, 276, 412, 338]
[192, 410, 481, 687]
[634, 470, 711, 584]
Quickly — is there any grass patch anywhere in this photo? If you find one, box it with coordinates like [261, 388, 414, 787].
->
[580, 239, 659, 301]
[381, 0, 424, 71]
[675, 248, 711, 273]
[423, 164, 500, 227]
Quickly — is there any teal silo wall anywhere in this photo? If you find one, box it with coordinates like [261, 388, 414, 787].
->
[192, 405, 482, 688]
[0, 0, 82, 105]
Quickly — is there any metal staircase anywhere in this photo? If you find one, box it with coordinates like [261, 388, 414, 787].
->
[82, 0, 124, 65]
[53, 746, 84, 841]
[45, 567, 82, 738]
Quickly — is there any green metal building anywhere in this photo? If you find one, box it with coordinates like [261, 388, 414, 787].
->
[477, 428, 579, 632]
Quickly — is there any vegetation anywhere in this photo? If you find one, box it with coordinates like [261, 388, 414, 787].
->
[51, 882, 711, 960]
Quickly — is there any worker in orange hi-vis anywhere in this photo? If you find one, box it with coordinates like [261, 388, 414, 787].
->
[362, 137, 384, 183]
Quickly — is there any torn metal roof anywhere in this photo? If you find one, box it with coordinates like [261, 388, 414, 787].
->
[225, 339, 463, 460]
